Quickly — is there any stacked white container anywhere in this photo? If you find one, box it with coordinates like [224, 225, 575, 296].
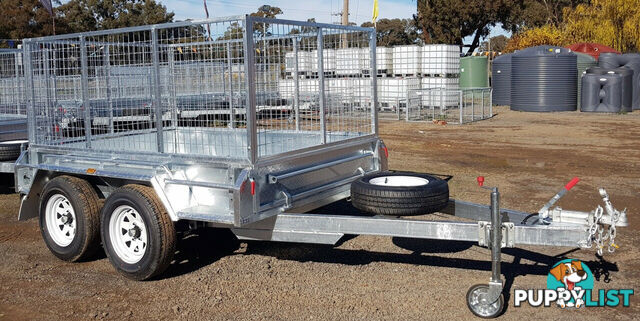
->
[278, 79, 294, 99]
[311, 49, 336, 74]
[355, 78, 373, 107]
[327, 78, 351, 104]
[420, 77, 459, 107]
[361, 47, 393, 75]
[285, 51, 312, 74]
[421, 44, 460, 76]
[336, 48, 364, 76]
[300, 79, 319, 93]
[392, 46, 421, 76]
[377, 77, 420, 111]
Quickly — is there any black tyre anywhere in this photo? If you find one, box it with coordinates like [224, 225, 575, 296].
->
[466, 284, 505, 318]
[350, 171, 449, 216]
[0, 140, 26, 161]
[100, 184, 176, 280]
[39, 175, 102, 262]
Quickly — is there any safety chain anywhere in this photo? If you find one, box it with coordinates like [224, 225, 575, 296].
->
[581, 205, 622, 255]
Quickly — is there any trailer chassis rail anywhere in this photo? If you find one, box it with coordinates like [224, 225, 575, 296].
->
[218, 177, 627, 318]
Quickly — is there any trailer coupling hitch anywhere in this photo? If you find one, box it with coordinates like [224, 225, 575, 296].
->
[537, 178, 628, 255]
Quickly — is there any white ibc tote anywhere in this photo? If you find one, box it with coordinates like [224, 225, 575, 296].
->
[336, 48, 363, 75]
[378, 77, 420, 104]
[392, 46, 421, 75]
[311, 49, 336, 74]
[285, 51, 312, 73]
[421, 77, 459, 107]
[300, 78, 319, 92]
[277, 79, 294, 99]
[421, 44, 460, 75]
[361, 47, 393, 75]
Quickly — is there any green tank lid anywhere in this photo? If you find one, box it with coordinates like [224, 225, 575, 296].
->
[460, 56, 489, 88]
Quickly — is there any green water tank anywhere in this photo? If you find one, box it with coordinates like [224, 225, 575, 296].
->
[460, 56, 489, 88]
[575, 52, 597, 105]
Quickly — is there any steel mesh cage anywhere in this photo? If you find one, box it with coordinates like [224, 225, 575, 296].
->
[22, 16, 377, 163]
[407, 88, 492, 124]
[0, 49, 26, 118]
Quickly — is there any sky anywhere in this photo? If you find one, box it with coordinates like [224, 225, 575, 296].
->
[160, 0, 510, 44]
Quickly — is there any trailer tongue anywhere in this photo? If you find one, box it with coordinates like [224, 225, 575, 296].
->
[221, 176, 626, 317]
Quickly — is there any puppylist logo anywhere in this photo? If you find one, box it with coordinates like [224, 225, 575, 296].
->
[514, 259, 634, 308]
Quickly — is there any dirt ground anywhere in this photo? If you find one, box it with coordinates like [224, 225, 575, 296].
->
[1, 106, 639, 320]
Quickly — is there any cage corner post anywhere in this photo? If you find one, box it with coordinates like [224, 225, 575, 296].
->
[151, 27, 165, 153]
[79, 36, 93, 148]
[316, 27, 326, 145]
[23, 41, 37, 147]
[293, 38, 300, 132]
[243, 15, 258, 163]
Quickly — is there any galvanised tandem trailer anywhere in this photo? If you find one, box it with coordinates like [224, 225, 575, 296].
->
[13, 16, 628, 318]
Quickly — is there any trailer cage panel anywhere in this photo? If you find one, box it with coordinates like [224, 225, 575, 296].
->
[17, 15, 384, 226]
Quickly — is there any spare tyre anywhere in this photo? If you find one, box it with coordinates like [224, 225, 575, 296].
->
[0, 140, 27, 161]
[350, 171, 449, 216]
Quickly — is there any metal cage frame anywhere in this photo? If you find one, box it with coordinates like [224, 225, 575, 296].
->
[16, 15, 386, 227]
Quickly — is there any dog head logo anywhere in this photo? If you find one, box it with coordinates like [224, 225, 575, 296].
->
[549, 261, 587, 291]
[546, 259, 594, 308]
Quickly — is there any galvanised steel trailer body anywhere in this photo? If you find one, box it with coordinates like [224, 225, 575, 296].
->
[14, 16, 628, 318]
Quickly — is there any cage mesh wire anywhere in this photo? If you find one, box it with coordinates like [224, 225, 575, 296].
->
[24, 17, 376, 161]
[253, 20, 373, 156]
[407, 88, 492, 124]
[0, 50, 26, 118]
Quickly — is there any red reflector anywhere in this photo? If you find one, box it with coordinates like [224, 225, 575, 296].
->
[250, 180, 256, 195]
[383, 146, 389, 158]
[55, 125, 60, 132]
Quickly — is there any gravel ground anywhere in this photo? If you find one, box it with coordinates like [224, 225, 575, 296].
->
[1, 106, 639, 320]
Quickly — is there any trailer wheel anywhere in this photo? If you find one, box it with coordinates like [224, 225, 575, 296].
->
[350, 171, 449, 216]
[466, 284, 504, 318]
[0, 140, 26, 161]
[39, 175, 102, 262]
[100, 184, 176, 280]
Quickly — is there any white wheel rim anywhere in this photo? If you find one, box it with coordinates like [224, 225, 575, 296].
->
[369, 176, 429, 187]
[468, 286, 501, 317]
[45, 194, 76, 247]
[109, 205, 148, 264]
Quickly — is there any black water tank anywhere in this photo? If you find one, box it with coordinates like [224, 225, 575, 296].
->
[491, 54, 512, 106]
[581, 74, 623, 113]
[586, 66, 633, 112]
[511, 46, 577, 112]
[598, 53, 640, 109]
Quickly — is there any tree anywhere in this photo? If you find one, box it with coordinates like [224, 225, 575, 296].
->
[478, 35, 510, 53]
[501, 0, 588, 33]
[415, 0, 587, 55]
[503, 25, 563, 52]
[0, 0, 68, 40]
[219, 22, 244, 40]
[249, 5, 283, 36]
[415, 0, 506, 54]
[361, 19, 420, 46]
[563, 0, 640, 52]
[58, 0, 174, 32]
[505, 0, 640, 53]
